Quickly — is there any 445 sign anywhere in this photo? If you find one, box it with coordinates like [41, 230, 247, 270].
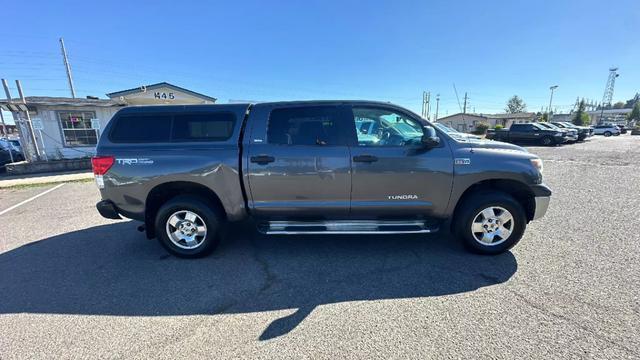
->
[154, 92, 175, 100]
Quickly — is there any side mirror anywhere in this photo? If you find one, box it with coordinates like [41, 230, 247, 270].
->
[421, 126, 440, 148]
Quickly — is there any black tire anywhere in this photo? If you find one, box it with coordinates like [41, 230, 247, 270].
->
[155, 195, 222, 258]
[454, 191, 527, 255]
[604, 131, 612, 137]
[540, 136, 554, 146]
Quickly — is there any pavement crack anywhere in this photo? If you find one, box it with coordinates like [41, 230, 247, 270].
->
[507, 288, 637, 356]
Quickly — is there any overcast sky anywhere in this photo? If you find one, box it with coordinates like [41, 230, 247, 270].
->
[1, 0, 639, 124]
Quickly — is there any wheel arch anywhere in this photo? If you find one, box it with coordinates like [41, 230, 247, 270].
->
[450, 179, 535, 233]
[144, 181, 227, 239]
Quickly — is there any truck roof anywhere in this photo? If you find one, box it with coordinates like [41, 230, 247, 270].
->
[113, 100, 401, 115]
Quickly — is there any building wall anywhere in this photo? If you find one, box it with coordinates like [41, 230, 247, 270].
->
[437, 114, 492, 132]
[31, 106, 120, 159]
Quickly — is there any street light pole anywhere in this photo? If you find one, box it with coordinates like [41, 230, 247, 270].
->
[548, 85, 558, 122]
[435, 94, 440, 121]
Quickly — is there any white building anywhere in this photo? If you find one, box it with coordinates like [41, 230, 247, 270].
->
[437, 112, 537, 133]
[0, 83, 217, 160]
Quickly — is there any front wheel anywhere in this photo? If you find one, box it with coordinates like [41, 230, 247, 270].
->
[155, 195, 222, 258]
[604, 131, 612, 137]
[454, 191, 527, 255]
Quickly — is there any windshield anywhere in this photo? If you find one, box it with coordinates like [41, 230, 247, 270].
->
[538, 123, 559, 130]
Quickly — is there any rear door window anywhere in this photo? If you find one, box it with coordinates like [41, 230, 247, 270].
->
[267, 106, 349, 146]
[172, 113, 236, 142]
[110, 115, 172, 143]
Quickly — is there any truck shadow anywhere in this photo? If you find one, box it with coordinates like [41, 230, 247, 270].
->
[0, 221, 517, 340]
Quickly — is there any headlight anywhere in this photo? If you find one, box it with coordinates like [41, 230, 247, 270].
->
[530, 158, 543, 173]
[556, 132, 563, 136]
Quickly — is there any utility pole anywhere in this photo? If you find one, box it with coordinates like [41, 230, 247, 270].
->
[434, 94, 440, 121]
[463, 92, 468, 113]
[548, 85, 558, 122]
[60, 37, 76, 98]
[421, 91, 431, 119]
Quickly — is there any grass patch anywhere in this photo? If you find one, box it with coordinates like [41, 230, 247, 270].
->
[0, 177, 94, 190]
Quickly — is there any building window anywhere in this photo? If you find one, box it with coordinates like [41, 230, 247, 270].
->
[58, 111, 98, 146]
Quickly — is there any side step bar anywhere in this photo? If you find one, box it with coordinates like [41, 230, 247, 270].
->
[258, 220, 439, 235]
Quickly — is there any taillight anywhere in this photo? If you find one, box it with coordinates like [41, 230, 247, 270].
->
[92, 156, 114, 175]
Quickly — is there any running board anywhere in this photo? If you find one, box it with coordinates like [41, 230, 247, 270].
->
[258, 220, 439, 235]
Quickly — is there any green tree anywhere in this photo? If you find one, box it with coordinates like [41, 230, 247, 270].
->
[538, 112, 549, 122]
[624, 93, 639, 108]
[628, 102, 640, 121]
[572, 99, 591, 126]
[505, 95, 527, 113]
[612, 101, 625, 109]
[473, 122, 489, 135]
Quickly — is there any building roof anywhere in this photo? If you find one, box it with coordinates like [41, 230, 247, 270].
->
[485, 112, 536, 119]
[0, 96, 126, 108]
[106, 82, 217, 102]
[437, 113, 488, 121]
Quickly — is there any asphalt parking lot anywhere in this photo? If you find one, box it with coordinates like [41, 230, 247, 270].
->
[1, 135, 639, 359]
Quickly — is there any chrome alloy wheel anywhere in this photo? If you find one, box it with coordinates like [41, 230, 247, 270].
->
[471, 206, 514, 246]
[165, 210, 207, 250]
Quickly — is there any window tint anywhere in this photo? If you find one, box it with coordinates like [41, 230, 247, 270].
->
[172, 113, 235, 141]
[511, 124, 531, 130]
[352, 107, 424, 146]
[268, 106, 344, 145]
[110, 115, 172, 143]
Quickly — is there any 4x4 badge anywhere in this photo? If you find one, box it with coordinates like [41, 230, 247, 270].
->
[455, 158, 471, 165]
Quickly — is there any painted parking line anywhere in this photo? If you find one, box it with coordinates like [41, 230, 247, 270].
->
[0, 183, 66, 216]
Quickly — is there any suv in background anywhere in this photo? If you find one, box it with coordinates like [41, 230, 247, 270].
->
[593, 124, 621, 137]
[486, 122, 566, 145]
[537, 122, 578, 142]
[551, 122, 593, 141]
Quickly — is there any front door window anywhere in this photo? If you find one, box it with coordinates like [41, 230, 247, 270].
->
[353, 107, 423, 147]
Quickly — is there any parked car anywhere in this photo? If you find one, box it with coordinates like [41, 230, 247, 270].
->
[615, 124, 628, 134]
[0, 140, 23, 164]
[551, 122, 593, 141]
[592, 124, 621, 137]
[537, 122, 578, 142]
[93, 101, 551, 258]
[485, 123, 566, 145]
[433, 122, 482, 140]
[0, 138, 23, 156]
[0, 147, 21, 168]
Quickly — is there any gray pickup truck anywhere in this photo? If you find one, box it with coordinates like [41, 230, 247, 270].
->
[93, 101, 551, 258]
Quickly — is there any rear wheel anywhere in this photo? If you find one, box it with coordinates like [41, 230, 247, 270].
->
[155, 195, 222, 258]
[604, 131, 612, 137]
[540, 136, 554, 146]
[454, 191, 527, 255]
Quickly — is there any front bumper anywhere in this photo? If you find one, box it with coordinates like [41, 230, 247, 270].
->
[530, 184, 551, 220]
[96, 200, 122, 220]
[533, 196, 550, 220]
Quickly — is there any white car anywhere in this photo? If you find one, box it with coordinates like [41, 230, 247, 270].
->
[592, 124, 621, 137]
